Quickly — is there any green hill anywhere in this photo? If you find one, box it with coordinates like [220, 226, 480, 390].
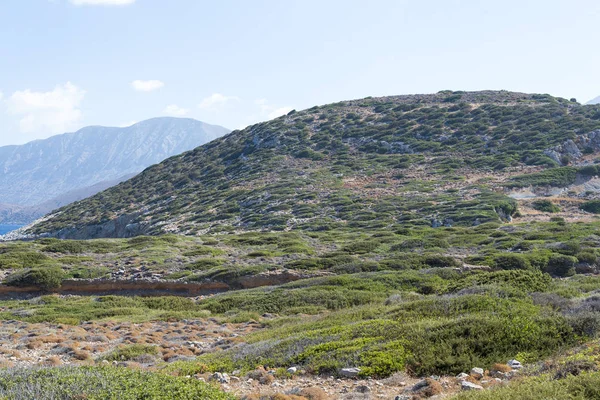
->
[26, 90, 600, 238]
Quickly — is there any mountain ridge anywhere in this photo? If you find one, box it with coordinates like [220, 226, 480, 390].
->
[587, 96, 600, 105]
[0, 117, 230, 223]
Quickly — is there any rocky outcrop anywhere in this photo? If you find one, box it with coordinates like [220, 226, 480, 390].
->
[544, 130, 600, 165]
[39, 212, 147, 240]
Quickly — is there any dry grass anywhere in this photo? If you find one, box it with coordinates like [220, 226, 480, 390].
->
[43, 356, 62, 366]
[299, 387, 330, 400]
[491, 363, 512, 373]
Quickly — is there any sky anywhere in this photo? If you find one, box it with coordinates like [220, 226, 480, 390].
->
[1, 0, 599, 146]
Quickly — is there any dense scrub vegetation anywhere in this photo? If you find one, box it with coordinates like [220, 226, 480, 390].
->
[0, 366, 233, 400]
[26, 91, 600, 237]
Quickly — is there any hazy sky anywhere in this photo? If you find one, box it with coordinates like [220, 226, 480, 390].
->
[1, 0, 599, 146]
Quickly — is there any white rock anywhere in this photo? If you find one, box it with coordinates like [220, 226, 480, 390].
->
[287, 367, 298, 374]
[461, 381, 484, 391]
[470, 367, 484, 378]
[508, 359, 523, 369]
[456, 372, 469, 380]
[339, 367, 361, 378]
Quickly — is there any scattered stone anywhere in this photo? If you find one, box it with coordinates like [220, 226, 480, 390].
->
[456, 372, 469, 380]
[339, 367, 361, 378]
[508, 359, 523, 369]
[411, 380, 428, 391]
[287, 366, 298, 374]
[491, 371, 508, 379]
[355, 385, 370, 393]
[470, 367, 484, 379]
[210, 372, 230, 384]
[461, 381, 484, 391]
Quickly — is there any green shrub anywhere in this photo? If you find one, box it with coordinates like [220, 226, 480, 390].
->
[0, 366, 233, 400]
[531, 200, 561, 213]
[545, 255, 577, 277]
[581, 200, 600, 214]
[492, 254, 531, 271]
[98, 344, 160, 362]
[5, 267, 66, 290]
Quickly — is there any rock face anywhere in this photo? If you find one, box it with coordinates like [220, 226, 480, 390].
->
[0, 117, 229, 209]
[544, 130, 600, 165]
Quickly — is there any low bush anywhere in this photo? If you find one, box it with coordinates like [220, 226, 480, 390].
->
[581, 200, 600, 214]
[0, 366, 233, 399]
[4, 267, 66, 290]
[531, 200, 561, 213]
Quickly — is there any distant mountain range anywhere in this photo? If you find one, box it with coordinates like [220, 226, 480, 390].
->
[0, 117, 229, 224]
[587, 96, 600, 105]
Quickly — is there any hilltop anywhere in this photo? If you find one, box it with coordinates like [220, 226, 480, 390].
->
[25, 90, 600, 239]
[0, 117, 229, 224]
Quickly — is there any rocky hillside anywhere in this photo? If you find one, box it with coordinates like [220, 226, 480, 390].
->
[0, 118, 230, 216]
[25, 90, 600, 239]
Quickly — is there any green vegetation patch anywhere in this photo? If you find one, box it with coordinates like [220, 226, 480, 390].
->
[0, 366, 233, 400]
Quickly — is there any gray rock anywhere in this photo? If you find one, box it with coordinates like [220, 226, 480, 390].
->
[287, 367, 298, 374]
[339, 367, 361, 378]
[210, 372, 230, 384]
[431, 219, 442, 228]
[355, 385, 370, 393]
[461, 381, 484, 391]
[456, 372, 469, 380]
[411, 380, 428, 391]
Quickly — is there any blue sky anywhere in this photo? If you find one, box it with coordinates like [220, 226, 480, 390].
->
[1, 0, 599, 146]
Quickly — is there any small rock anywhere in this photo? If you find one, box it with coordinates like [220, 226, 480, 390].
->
[287, 367, 298, 374]
[210, 372, 230, 384]
[491, 371, 508, 379]
[461, 381, 484, 391]
[394, 396, 411, 400]
[355, 385, 370, 393]
[339, 367, 361, 378]
[456, 372, 469, 380]
[411, 380, 428, 391]
[508, 359, 523, 369]
[470, 367, 484, 379]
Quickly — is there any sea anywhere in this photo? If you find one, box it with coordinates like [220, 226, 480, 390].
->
[0, 225, 23, 235]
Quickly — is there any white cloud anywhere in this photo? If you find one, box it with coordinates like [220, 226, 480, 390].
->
[254, 98, 293, 120]
[69, 0, 136, 5]
[198, 93, 240, 109]
[163, 104, 189, 116]
[6, 82, 85, 134]
[268, 106, 294, 119]
[131, 80, 164, 92]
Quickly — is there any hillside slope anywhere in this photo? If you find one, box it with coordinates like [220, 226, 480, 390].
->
[26, 91, 600, 239]
[0, 118, 230, 208]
